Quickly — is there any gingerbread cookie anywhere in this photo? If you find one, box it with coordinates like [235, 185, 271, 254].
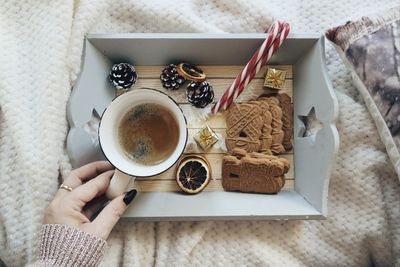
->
[258, 96, 285, 154]
[222, 148, 289, 194]
[226, 93, 292, 155]
[276, 93, 293, 151]
[249, 152, 290, 173]
[254, 100, 273, 155]
[226, 103, 263, 152]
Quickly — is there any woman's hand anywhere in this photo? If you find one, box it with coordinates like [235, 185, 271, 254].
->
[43, 161, 137, 240]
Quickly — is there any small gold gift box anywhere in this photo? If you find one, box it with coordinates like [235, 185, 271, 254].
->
[194, 126, 219, 151]
[264, 68, 286, 90]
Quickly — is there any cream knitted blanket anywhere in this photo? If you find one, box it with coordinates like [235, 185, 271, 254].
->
[0, 1, 399, 266]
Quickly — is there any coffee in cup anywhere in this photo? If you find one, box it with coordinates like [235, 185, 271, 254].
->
[118, 103, 180, 165]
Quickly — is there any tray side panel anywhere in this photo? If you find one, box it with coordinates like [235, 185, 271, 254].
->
[293, 36, 339, 215]
[122, 191, 323, 220]
[67, 39, 113, 167]
[88, 33, 317, 65]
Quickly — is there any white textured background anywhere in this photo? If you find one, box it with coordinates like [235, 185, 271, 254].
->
[0, 0, 399, 266]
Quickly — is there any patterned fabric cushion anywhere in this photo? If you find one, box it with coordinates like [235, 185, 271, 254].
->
[326, 6, 400, 179]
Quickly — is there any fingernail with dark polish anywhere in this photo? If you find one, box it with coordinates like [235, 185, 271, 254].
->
[123, 189, 137, 205]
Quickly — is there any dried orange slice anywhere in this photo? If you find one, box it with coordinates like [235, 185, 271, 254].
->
[176, 155, 211, 194]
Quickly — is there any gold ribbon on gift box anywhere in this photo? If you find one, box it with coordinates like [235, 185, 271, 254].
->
[264, 68, 286, 90]
[194, 126, 219, 150]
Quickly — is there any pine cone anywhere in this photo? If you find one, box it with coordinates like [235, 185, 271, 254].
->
[160, 64, 186, 90]
[108, 63, 137, 89]
[186, 81, 214, 108]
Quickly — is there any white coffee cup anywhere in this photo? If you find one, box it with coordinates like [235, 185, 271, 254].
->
[99, 88, 188, 199]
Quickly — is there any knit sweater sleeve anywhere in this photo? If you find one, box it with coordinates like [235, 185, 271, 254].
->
[27, 224, 107, 267]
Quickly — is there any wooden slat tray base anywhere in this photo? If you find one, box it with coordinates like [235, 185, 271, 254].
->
[135, 180, 294, 192]
[135, 65, 294, 193]
[135, 65, 293, 104]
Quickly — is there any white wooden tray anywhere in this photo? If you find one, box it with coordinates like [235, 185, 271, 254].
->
[67, 33, 339, 220]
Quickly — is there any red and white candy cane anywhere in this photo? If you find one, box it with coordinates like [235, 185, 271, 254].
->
[226, 22, 290, 106]
[211, 21, 291, 114]
[212, 22, 280, 113]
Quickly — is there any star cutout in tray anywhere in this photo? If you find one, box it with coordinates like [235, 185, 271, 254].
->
[297, 107, 323, 143]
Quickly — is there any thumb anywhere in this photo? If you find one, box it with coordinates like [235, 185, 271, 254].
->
[91, 189, 137, 239]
